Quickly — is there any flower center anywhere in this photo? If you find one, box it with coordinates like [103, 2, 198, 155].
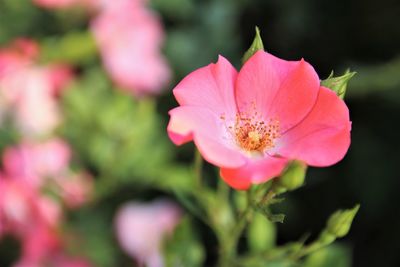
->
[233, 112, 280, 153]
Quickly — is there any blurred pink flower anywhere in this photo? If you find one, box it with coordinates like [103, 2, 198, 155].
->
[91, 0, 171, 96]
[114, 199, 181, 267]
[0, 177, 61, 237]
[2, 139, 93, 208]
[0, 39, 73, 137]
[3, 138, 71, 189]
[168, 51, 351, 190]
[0, 178, 59, 267]
[14, 224, 60, 267]
[0, 173, 91, 266]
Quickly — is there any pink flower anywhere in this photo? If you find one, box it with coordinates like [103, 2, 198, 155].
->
[2, 139, 93, 208]
[0, 39, 73, 137]
[167, 51, 351, 190]
[0, 175, 92, 266]
[2, 139, 71, 189]
[14, 224, 60, 267]
[91, 0, 171, 96]
[0, 176, 92, 267]
[114, 199, 181, 267]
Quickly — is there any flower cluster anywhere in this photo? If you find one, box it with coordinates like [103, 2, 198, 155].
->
[0, 139, 92, 266]
[0, 40, 92, 266]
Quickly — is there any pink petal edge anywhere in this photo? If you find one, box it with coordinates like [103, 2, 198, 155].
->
[173, 55, 238, 118]
[277, 86, 351, 166]
[220, 156, 288, 190]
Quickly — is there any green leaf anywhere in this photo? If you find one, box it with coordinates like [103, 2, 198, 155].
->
[326, 204, 360, 238]
[247, 212, 277, 252]
[321, 70, 356, 99]
[40, 31, 97, 65]
[242, 26, 264, 64]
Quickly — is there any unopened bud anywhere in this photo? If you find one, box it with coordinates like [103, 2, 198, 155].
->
[275, 161, 307, 192]
[326, 204, 360, 238]
[321, 70, 356, 99]
[242, 26, 264, 64]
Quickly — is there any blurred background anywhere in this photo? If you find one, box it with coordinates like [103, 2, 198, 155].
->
[0, 0, 399, 266]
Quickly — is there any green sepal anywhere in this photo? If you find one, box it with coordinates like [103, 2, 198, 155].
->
[242, 26, 264, 64]
[321, 70, 356, 99]
[254, 203, 285, 223]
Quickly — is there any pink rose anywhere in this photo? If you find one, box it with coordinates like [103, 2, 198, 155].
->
[168, 51, 351, 189]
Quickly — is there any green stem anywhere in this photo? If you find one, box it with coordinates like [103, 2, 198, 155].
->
[217, 177, 230, 202]
[290, 230, 336, 260]
[217, 233, 237, 267]
[194, 148, 203, 188]
[217, 190, 254, 267]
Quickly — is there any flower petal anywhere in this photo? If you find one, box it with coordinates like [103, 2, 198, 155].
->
[173, 55, 238, 118]
[168, 106, 246, 168]
[277, 87, 351, 166]
[220, 156, 288, 190]
[235, 51, 320, 132]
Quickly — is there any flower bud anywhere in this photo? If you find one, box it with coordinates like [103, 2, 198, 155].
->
[242, 26, 264, 64]
[321, 70, 356, 99]
[326, 204, 360, 238]
[275, 161, 307, 192]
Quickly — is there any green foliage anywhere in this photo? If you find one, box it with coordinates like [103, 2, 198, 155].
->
[65, 208, 119, 267]
[40, 31, 98, 65]
[152, 0, 195, 20]
[165, 217, 205, 267]
[61, 67, 193, 196]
